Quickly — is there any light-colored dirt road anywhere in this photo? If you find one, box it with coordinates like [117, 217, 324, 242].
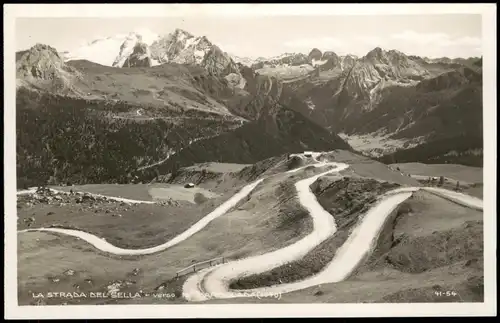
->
[17, 152, 483, 300]
[18, 178, 264, 255]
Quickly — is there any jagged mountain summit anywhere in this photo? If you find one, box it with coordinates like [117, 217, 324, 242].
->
[60, 30, 160, 67]
[16, 29, 483, 168]
[17, 43, 84, 95]
[60, 28, 243, 83]
[120, 42, 152, 68]
[112, 32, 158, 68]
[16, 40, 353, 187]
[231, 55, 259, 67]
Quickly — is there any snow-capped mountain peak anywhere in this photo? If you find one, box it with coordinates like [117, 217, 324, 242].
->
[131, 28, 160, 45]
[148, 28, 237, 73]
[113, 33, 145, 67]
[231, 55, 258, 67]
[60, 28, 242, 78]
[61, 29, 160, 67]
[171, 28, 194, 42]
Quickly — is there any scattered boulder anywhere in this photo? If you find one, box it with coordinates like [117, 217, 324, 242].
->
[63, 269, 75, 276]
[194, 192, 208, 204]
[464, 258, 479, 268]
[287, 156, 304, 170]
[24, 217, 36, 224]
[106, 280, 135, 294]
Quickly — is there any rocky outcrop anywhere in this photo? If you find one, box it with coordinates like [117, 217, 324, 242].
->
[416, 67, 481, 92]
[308, 48, 323, 61]
[17, 44, 67, 79]
[202, 45, 241, 76]
[335, 48, 431, 101]
[224, 72, 247, 89]
[363, 48, 430, 81]
[121, 42, 152, 68]
[149, 29, 241, 78]
[339, 54, 358, 71]
[150, 29, 206, 65]
[16, 43, 81, 94]
[317, 51, 340, 71]
[251, 53, 310, 69]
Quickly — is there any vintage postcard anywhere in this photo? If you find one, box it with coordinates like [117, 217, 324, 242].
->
[4, 3, 497, 319]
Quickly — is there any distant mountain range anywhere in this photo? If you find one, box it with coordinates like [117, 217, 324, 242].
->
[15, 28, 483, 186]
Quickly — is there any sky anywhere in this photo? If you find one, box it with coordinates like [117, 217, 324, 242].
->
[16, 14, 482, 59]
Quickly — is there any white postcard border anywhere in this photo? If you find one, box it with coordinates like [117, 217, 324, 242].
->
[4, 3, 497, 319]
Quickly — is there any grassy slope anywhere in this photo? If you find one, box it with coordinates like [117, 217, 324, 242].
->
[17, 165, 333, 305]
[378, 136, 483, 167]
[275, 62, 483, 167]
[66, 60, 233, 116]
[391, 162, 483, 184]
[230, 177, 401, 289]
[134, 109, 352, 183]
[52, 183, 219, 203]
[213, 191, 483, 303]
[17, 149, 483, 304]
[17, 59, 351, 187]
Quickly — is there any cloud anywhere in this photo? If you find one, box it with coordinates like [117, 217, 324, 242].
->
[390, 30, 451, 44]
[283, 36, 345, 53]
[218, 43, 238, 54]
[389, 30, 481, 57]
[356, 36, 382, 47]
[235, 30, 481, 59]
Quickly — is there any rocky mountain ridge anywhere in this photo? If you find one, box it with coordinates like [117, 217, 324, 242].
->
[16, 28, 483, 179]
[60, 29, 244, 86]
[16, 41, 352, 187]
[16, 43, 85, 95]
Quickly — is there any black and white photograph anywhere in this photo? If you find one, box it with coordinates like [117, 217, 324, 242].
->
[4, 3, 497, 319]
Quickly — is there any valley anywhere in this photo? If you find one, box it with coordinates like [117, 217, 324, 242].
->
[14, 26, 484, 306]
[17, 151, 484, 305]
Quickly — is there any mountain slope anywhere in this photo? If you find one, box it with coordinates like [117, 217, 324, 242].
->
[149, 29, 241, 79]
[16, 43, 351, 187]
[61, 31, 160, 67]
[17, 45, 237, 117]
[61, 28, 243, 80]
[338, 66, 483, 164]
[266, 48, 482, 164]
[15, 87, 243, 187]
[16, 44, 84, 95]
[135, 105, 352, 182]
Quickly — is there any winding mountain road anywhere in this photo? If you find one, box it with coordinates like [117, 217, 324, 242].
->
[182, 182, 482, 301]
[17, 152, 483, 301]
[18, 178, 264, 256]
